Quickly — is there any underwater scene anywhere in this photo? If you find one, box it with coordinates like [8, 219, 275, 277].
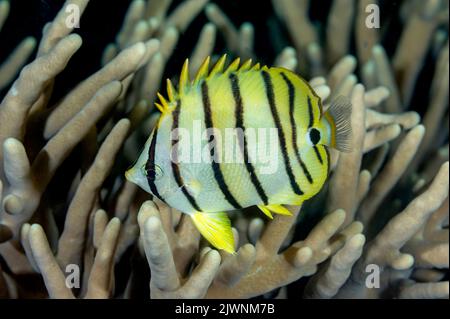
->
[0, 0, 448, 304]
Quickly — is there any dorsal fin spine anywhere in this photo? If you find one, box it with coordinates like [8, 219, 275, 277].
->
[208, 54, 227, 78]
[251, 62, 261, 71]
[166, 79, 175, 101]
[179, 59, 190, 95]
[154, 102, 165, 114]
[174, 55, 260, 96]
[194, 56, 210, 84]
[239, 59, 252, 71]
[225, 57, 240, 74]
[157, 92, 169, 110]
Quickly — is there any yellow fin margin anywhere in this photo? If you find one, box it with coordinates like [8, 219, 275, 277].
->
[191, 211, 236, 254]
[266, 204, 293, 216]
[194, 56, 210, 84]
[251, 63, 261, 71]
[239, 59, 252, 71]
[166, 79, 175, 101]
[225, 57, 240, 74]
[258, 204, 293, 218]
[154, 102, 165, 114]
[257, 205, 273, 219]
[190, 55, 259, 86]
[156, 55, 263, 114]
[179, 59, 190, 94]
[157, 92, 168, 108]
[208, 54, 227, 78]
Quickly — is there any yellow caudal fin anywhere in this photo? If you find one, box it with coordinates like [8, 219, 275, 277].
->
[258, 204, 293, 218]
[191, 212, 235, 254]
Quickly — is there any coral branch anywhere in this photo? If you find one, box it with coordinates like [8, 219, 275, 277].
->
[304, 234, 365, 299]
[57, 119, 130, 268]
[0, 34, 82, 166]
[43, 43, 146, 138]
[359, 125, 425, 225]
[0, 37, 36, 90]
[327, 84, 366, 225]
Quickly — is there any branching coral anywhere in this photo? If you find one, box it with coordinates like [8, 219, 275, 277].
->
[335, 163, 449, 299]
[0, 1, 36, 91]
[0, 0, 448, 299]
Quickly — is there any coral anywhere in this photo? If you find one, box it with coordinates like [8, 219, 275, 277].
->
[0, 0, 448, 299]
[0, 1, 36, 91]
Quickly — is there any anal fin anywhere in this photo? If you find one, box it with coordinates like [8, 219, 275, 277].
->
[191, 212, 235, 254]
[258, 204, 293, 217]
[257, 205, 273, 219]
[267, 204, 293, 216]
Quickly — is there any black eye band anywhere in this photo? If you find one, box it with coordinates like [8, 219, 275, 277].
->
[309, 128, 321, 145]
[145, 164, 164, 181]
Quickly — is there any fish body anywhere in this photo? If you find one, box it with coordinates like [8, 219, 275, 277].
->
[126, 55, 351, 253]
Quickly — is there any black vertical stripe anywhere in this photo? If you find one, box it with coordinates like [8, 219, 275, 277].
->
[229, 73, 269, 205]
[280, 72, 314, 185]
[261, 71, 304, 196]
[313, 145, 324, 165]
[307, 95, 314, 128]
[146, 127, 165, 202]
[201, 81, 243, 209]
[171, 100, 202, 212]
[324, 146, 330, 175]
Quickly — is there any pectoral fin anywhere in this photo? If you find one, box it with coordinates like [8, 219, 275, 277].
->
[258, 204, 293, 217]
[191, 212, 235, 254]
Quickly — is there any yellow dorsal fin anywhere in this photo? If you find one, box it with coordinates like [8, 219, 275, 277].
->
[225, 57, 240, 74]
[194, 56, 210, 84]
[239, 59, 252, 72]
[265, 204, 293, 216]
[191, 211, 235, 254]
[208, 54, 227, 78]
[154, 102, 165, 114]
[257, 205, 273, 219]
[166, 79, 175, 101]
[251, 62, 261, 71]
[179, 59, 190, 94]
[157, 92, 169, 110]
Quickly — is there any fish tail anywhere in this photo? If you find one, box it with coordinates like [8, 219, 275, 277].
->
[323, 96, 352, 152]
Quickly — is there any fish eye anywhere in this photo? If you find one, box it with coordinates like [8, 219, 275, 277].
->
[308, 128, 321, 145]
[144, 164, 164, 181]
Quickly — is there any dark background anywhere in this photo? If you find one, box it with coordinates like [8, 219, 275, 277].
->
[1, 0, 408, 102]
[1, 0, 277, 99]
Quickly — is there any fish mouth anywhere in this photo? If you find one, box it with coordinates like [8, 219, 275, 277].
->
[125, 168, 135, 182]
[125, 166, 152, 194]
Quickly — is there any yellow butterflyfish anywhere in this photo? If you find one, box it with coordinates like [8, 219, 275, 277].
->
[126, 55, 352, 254]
